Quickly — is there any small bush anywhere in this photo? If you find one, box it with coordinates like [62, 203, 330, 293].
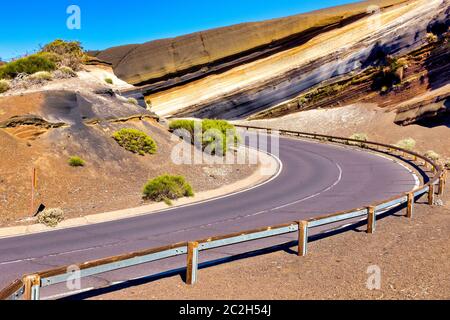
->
[395, 138, 416, 151]
[127, 97, 138, 105]
[424, 150, 440, 161]
[54, 66, 77, 79]
[105, 77, 113, 85]
[169, 119, 240, 156]
[0, 79, 10, 93]
[0, 52, 58, 79]
[30, 71, 53, 81]
[445, 159, 450, 170]
[113, 128, 157, 155]
[349, 133, 369, 147]
[426, 33, 438, 44]
[41, 39, 85, 70]
[37, 208, 64, 227]
[69, 156, 86, 167]
[143, 175, 194, 203]
[349, 133, 368, 141]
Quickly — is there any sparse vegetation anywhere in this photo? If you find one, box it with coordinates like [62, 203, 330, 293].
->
[127, 97, 139, 105]
[41, 39, 86, 71]
[0, 79, 10, 93]
[169, 119, 240, 155]
[426, 32, 438, 44]
[54, 66, 77, 78]
[30, 71, 53, 81]
[349, 133, 369, 147]
[37, 208, 65, 227]
[143, 175, 194, 204]
[445, 159, 450, 170]
[395, 138, 416, 151]
[371, 55, 406, 93]
[0, 40, 85, 80]
[424, 150, 440, 161]
[105, 77, 113, 85]
[68, 156, 86, 167]
[0, 52, 58, 79]
[112, 128, 157, 155]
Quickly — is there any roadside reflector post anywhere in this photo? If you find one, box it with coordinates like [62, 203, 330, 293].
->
[30, 168, 37, 216]
[367, 206, 376, 234]
[428, 185, 435, 205]
[23, 274, 40, 300]
[406, 193, 414, 218]
[186, 242, 199, 285]
[298, 221, 309, 257]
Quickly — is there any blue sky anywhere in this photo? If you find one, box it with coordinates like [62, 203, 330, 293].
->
[0, 0, 360, 60]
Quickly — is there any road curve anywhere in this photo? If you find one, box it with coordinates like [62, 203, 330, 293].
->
[0, 135, 417, 298]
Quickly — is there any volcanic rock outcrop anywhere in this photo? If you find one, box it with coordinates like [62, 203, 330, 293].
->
[94, 0, 407, 87]
[95, 0, 449, 121]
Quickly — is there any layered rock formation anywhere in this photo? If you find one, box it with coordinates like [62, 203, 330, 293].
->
[94, 0, 407, 87]
[96, 0, 449, 120]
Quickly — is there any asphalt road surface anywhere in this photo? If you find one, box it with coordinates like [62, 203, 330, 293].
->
[0, 135, 417, 299]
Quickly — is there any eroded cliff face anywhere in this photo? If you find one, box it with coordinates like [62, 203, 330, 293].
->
[96, 0, 449, 121]
[94, 0, 406, 87]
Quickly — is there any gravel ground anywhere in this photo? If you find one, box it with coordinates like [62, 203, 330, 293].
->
[92, 174, 450, 300]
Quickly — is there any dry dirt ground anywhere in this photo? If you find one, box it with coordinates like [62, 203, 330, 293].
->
[0, 68, 258, 227]
[93, 177, 450, 300]
[236, 103, 450, 161]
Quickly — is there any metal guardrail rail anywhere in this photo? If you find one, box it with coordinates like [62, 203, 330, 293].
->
[0, 126, 446, 300]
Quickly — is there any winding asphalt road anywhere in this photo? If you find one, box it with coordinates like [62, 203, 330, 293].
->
[0, 134, 417, 299]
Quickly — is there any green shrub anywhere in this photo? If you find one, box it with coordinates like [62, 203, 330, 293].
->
[143, 175, 194, 203]
[0, 52, 58, 79]
[105, 77, 113, 85]
[127, 97, 138, 105]
[56, 66, 77, 77]
[349, 133, 369, 147]
[37, 208, 64, 227]
[395, 138, 416, 151]
[445, 159, 450, 170]
[112, 128, 157, 155]
[30, 71, 53, 81]
[424, 150, 440, 161]
[349, 133, 368, 141]
[69, 156, 86, 167]
[169, 119, 240, 156]
[41, 39, 85, 70]
[0, 79, 10, 93]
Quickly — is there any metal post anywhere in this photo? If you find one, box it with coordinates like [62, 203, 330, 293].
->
[186, 242, 199, 285]
[298, 221, 309, 257]
[428, 185, 434, 205]
[23, 275, 40, 300]
[367, 206, 376, 234]
[406, 192, 414, 218]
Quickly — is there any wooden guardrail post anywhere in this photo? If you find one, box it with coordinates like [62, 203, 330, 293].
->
[438, 176, 445, 196]
[298, 221, 309, 257]
[406, 192, 414, 218]
[186, 242, 199, 285]
[367, 206, 376, 234]
[23, 274, 40, 300]
[428, 185, 435, 205]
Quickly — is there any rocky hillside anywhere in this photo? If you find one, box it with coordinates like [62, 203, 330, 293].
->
[93, 0, 406, 88]
[93, 0, 448, 122]
[0, 67, 257, 226]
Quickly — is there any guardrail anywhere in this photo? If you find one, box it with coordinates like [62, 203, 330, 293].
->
[0, 126, 446, 300]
